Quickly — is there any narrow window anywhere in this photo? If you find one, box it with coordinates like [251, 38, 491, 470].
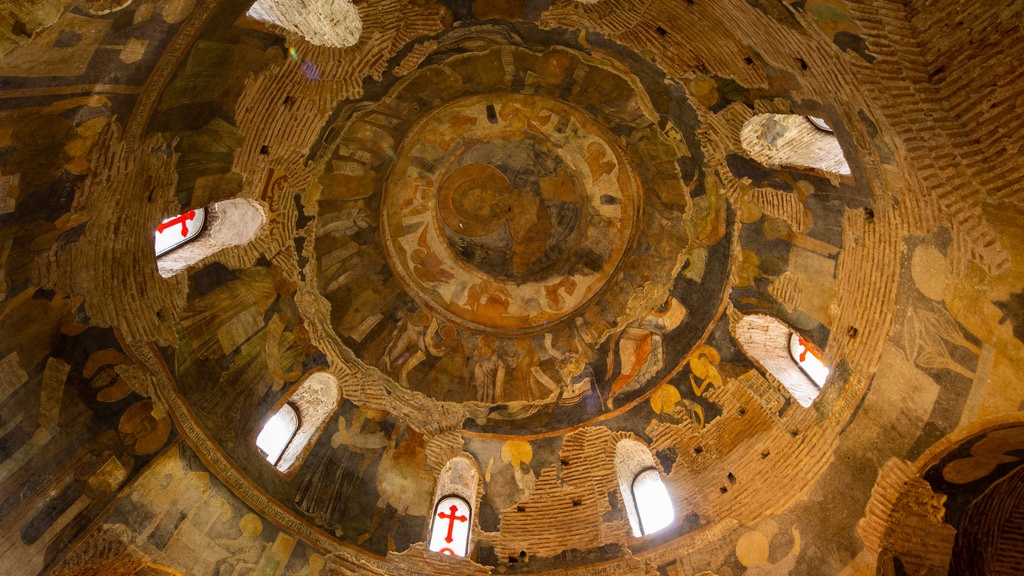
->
[788, 332, 829, 388]
[631, 468, 675, 536]
[740, 113, 850, 176]
[615, 439, 675, 537]
[429, 495, 472, 556]
[156, 198, 264, 278]
[252, 372, 340, 473]
[806, 116, 833, 133]
[154, 207, 205, 256]
[428, 456, 479, 557]
[255, 403, 298, 466]
[246, 0, 362, 48]
[734, 314, 829, 407]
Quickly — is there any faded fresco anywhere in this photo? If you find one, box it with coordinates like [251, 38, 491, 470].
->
[0, 0, 1023, 575]
[50, 439, 327, 576]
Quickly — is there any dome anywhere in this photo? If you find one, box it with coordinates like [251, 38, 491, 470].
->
[1, 1, 1023, 575]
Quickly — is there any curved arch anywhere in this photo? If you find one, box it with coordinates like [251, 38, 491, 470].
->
[428, 457, 480, 556]
[246, 0, 362, 48]
[156, 198, 265, 278]
[614, 438, 674, 536]
[741, 113, 850, 176]
[255, 402, 298, 466]
[254, 372, 341, 473]
[734, 313, 828, 407]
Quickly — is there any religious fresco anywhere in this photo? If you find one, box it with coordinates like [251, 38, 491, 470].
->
[1, 0, 1023, 574]
[49, 439, 327, 576]
[292, 402, 435, 555]
[921, 424, 1024, 529]
[0, 324, 174, 574]
[313, 25, 735, 434]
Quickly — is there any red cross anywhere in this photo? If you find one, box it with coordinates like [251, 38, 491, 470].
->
[437, 504, 467, 544]
[796, 336, 823, 363]
[157, 210, 197, 237]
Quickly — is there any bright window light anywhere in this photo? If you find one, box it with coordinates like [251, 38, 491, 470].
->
[155, 207, 205, 256]
[429, 495, 472, 556]
[807, 115, 833, 132]
[255, 404, 298, 466]
[788, 332, 829, 388]
[632, 469, 674, 536]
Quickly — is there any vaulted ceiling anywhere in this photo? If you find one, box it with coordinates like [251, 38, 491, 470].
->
[1, 1, 1023, 575]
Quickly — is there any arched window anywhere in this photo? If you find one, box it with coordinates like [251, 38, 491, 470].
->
[428, 457, 479, 557]
[734, 313, 829, 407]
[156, 198, 264, 278]
[429, 495, 472, 556]
[154, 208, 206, 256]
[614, 439, 674, 537]
[255, 403, 298, 466]
[246, 0, 361, 48]
[740, 113, 850, 176]
[788, 332, 829, 388]
[252, 372, 340, 473]
[631, 468, 675, 536]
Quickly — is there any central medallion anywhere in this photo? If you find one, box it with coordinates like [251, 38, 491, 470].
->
[382, 93, 640, 335]
[313, 38, 729, 432]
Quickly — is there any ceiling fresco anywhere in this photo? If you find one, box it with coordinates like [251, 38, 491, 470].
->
[1, 0, 1023, 575]
[165, 15, 873, 563]
[312, 27, 734, 433]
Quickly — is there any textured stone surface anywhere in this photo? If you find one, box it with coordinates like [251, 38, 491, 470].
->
[0, 0, 1023, 575]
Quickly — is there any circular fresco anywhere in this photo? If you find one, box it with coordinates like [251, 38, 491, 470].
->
[382, 93, 640, 334]
[313, 38, 733, 432]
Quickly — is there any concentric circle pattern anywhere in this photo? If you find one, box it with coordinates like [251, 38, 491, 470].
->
[314, 40, 732, 432]
[383, 93, 640, 334]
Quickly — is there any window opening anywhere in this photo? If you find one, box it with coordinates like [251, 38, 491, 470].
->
[788, 332, 829, 388]
[255, 403, 298, 466]
[631, 468, 675, 536]
[252, 372, 339, 472]
[154, 207, 205, 256]
[428, 457, 479, 557]
[429, 495, 472, 556]
[806, 116, 833, 132]
[156, 198, 264, 278]
[740, 113, 850, 175]
[246, 0, 362, 48]
[615, 439, 675, 537]
[734, 314, 829, 408]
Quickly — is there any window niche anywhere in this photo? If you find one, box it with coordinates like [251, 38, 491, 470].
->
[428, 457, 480, 557]
[252, 372, 340, 473]
[740, 113, 851, 176]
[255, 403, 298, 467]
[734, 313, 830, 407]
[246, 0, 362, 48]
[614, 439, 674, 537]
[155, 198, 265, 278]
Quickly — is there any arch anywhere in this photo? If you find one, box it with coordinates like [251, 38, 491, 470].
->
[614, 439, 674, 537]
[246, 0, 362, 48]
[734, 313, 829, 407]
[428, 457, 479, 557]
[253, 372, 340, 473]
[255, 403, 298, 466]
[741, 113, 851, 176]
[156, 198, 265, 278]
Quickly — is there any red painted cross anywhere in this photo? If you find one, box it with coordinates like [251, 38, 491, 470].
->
[157, 210, 197, 237]
[796, 336, 823, 363]
[437, 504, 467, 544]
